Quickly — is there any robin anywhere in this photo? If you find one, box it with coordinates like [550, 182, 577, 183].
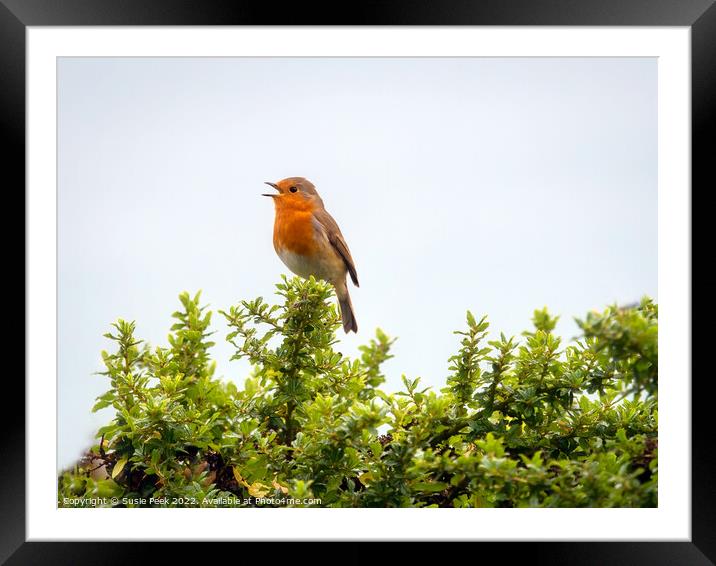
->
[263, 177, 359, 333]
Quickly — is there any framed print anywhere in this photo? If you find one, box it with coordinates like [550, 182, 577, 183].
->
[8, 0, 711, 562]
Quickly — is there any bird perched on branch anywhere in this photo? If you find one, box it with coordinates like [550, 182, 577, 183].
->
[263, 177, 359, 333]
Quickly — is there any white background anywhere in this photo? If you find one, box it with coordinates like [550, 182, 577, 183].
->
[28, 28, 689, 538]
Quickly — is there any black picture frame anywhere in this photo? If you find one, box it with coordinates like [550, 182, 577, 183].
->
[6, 1, 710, 563]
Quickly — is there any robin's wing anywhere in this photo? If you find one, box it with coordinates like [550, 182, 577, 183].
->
[313, 208, 359, 287]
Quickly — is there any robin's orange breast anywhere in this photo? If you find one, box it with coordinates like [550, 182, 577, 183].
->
[273, 208, 320, 257]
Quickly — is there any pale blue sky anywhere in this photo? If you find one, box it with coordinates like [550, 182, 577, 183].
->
[58, 57, 657, 470]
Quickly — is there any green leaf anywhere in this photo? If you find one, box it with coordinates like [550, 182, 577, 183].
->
[111, 457, 127, 479]
[412, 481, 449, 493]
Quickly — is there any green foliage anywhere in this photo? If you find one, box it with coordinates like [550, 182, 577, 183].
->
[59, 278, 657, 508]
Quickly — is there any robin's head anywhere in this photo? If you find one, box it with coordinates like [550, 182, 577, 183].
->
[263, 177, 323, 209]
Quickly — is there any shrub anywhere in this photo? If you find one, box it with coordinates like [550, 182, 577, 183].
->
[58, 277, 657, 508]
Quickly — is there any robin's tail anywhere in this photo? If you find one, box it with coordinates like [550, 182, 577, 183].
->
[336, 285, 357, 334]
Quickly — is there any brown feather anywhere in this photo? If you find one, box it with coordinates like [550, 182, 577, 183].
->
[313, 208, 359, 287]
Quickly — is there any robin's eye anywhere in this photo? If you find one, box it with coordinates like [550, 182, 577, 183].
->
[289, 186, 298, 193]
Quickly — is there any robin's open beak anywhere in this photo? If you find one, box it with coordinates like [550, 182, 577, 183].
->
[262, 181, 279, 197]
